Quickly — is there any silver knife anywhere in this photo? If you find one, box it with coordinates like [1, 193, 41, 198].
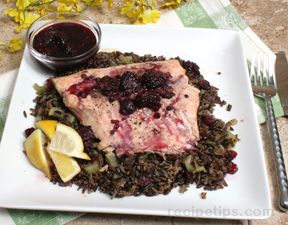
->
[275, 51, 288, 115]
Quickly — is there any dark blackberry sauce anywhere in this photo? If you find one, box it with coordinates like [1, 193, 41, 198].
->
[33, 22, 97, 58]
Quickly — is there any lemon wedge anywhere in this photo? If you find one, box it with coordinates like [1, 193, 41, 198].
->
[48, 150, 81, 182]
[24, 129, 51, 179]
[48, 123, 90, 160]
[35, 120, 57, 140]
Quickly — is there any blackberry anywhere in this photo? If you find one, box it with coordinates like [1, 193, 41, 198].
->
[141, 72, 168, 89]
[155, 87, 175, 99]
[134, 94, 161, 111]
[97, 76, 120, 96]
[120, 99, 136, 115]
[119, 71, 140, 93]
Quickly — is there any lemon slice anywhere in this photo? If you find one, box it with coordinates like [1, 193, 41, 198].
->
[35, 120, 57, 140]
[24, 129, 51, 179]
[48, 150, 81, 182]
[48, 123, 90, 160]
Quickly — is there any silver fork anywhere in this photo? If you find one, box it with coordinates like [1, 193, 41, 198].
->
[250, 54, 288, 211]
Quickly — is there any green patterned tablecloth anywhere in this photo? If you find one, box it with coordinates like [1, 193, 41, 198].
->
[0, 0, 283, 224]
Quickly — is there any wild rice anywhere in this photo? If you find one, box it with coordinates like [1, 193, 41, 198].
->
[31, 52, 238, 197]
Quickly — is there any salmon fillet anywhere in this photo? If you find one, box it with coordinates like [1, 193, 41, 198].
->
[53, 60, 200, 155]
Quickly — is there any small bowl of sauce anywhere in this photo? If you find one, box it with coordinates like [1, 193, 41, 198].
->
[27, 12, 101, 71]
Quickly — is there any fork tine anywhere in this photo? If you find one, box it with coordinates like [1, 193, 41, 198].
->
[263, 53, 271, 87]
[250, 54, 257, 85]
[256, 54, 263, 86]
[251, 53, 277, 96]
[262, 53, 276, 88]
[267, 56, 275, 87]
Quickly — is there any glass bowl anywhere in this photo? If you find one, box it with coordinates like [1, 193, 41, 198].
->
[27, 11, 101, 71]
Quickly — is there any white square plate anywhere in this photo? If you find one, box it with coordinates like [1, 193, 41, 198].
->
[0, 25, 271, 219]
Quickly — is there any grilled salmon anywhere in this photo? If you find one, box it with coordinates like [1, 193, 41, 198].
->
[53, 60, 200, 155]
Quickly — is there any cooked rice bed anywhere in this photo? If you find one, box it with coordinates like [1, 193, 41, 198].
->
[31, 52, 237, 197]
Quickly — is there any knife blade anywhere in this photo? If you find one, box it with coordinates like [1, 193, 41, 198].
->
[275, 51, 288, 116]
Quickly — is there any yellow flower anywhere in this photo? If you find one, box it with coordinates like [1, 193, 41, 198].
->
[146, 0, 156, 8]
[74, 3, 82, 12]
[4, 8, 19, 19]
[57, 3, 73, 11]
[82, 0, 106, 7]
[106, 0, 113, 8]
[81, 0, 92, 4]
[16, 12, 40, 32]
[135, 9, 160, 24]
[5, 8, 40, 32]
[92, 0, 103, 7]
[38, 4, 56, 16]
[161, 0, 182, 9]
[15, 0, 31, 10]
[3, 0, 183, 33]
[7, 37, 23, 53]
[121, 0, 145, 18]
[22, 12, 40, 27]
[58, 0, 77, 5]
[39, 7, 48, 16]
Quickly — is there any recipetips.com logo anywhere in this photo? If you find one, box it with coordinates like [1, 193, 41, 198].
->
[167, 206, 272, 218]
